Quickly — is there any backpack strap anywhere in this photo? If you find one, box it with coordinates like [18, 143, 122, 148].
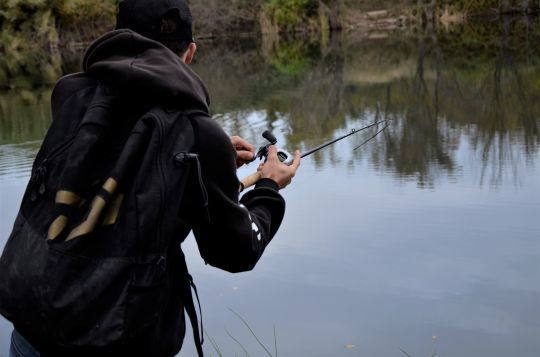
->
[177, 109, 210, 356]
[185, 274, 204, 357]
[178, 249, 204, 357]
[183, 109, 208, 152]
[184, 110, 211, 223]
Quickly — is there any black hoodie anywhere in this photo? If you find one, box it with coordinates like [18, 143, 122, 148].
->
[84, 30, 286, 271]
[20, 30, 285, 355]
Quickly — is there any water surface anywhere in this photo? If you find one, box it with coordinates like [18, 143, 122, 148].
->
[1, 19, 539, 356]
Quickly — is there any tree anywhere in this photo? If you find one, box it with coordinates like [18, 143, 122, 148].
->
[320, 0, 342, 30]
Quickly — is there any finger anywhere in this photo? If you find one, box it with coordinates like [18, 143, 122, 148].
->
[233, 136, 255, 153]
[266, 145, 279, 163]
[230, 136, 240, 147]
[246, 142, 256, 154]
[237, 150, 254, 162]
[290, 150, 301, 170]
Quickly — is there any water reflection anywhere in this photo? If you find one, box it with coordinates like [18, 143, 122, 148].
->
[1, 19, 539, 187]
[196, 19, 539, 188]
[0, 89, 52, 145]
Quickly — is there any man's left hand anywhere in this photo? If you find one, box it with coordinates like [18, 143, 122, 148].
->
[230, 136, 256, 168]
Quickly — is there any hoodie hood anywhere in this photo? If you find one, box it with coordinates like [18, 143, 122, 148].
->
[83, 29, 209, 112]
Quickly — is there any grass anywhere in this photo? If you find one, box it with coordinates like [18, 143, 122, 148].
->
[225, 328, 250, 357]
[205, 332, 224, 357]
[227, 307, 276, 357]
[399, 346, 438, 357]
[205, 307, 278, 357]
[204, 307, 443, 356]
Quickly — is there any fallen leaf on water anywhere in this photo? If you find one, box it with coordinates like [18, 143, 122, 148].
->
[345, 344, 356, 349]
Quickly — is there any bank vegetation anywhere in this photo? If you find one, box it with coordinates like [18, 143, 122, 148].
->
[1, 0, 539, 90]
[2, 0, 539, 48]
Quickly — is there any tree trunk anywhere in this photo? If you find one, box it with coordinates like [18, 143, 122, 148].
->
[500, 0, 512, 13]
[321, 0, 342, 30]
[521, 0, 538, 12]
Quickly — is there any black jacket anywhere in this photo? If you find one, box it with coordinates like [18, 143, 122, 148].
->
[16, 30, 285, 355]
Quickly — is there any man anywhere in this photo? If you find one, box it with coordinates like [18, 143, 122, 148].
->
[4, 0, 300, 356]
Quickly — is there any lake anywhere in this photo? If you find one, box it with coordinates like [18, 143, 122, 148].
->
[1, 18, 539, 356]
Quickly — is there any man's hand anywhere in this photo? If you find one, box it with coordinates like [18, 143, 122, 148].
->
[258, 146, 301, 189]
[230, 136, 256, 168]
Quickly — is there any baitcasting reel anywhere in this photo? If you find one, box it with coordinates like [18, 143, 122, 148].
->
[254, 130, 294, 165]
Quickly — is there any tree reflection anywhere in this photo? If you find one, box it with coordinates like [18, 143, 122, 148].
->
[0, 89, 52, 145]
[436, 18, 540, 186]
[275, 19, 538, 187]
[375, 34, 456, 188]
[1, 18, 539, 187]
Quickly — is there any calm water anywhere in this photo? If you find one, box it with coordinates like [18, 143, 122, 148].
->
[1, 19, 540, 356]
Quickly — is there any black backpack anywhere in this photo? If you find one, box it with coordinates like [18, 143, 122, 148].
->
[0, 75, 205, 356]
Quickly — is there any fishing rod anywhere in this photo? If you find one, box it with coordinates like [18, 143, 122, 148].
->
[239, 120, 389, 192]
[353, 120, 390, 151]
[300, 121, 386, 158]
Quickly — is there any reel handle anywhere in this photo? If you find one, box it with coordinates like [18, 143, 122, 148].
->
[262, 130, 277, 144]
[239, 149, 293, 192]
[241, 130, 293, 192]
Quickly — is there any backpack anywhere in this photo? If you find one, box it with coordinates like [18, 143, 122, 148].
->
[0, 75, 205, 356]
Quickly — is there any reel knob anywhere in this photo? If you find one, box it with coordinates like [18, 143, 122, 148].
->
[262, 130, 277, 145]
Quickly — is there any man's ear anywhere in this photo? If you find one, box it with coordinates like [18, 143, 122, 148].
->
[183, 42, 197, 65]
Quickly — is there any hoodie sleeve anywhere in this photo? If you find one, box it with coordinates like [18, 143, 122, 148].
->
[189, 115, 285, 273]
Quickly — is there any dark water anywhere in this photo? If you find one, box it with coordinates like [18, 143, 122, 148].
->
[1, 19, 540, 356]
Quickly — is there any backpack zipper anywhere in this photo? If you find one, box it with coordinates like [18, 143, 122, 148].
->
[30, 137, 76, 201]
[155, 118, 167, 247]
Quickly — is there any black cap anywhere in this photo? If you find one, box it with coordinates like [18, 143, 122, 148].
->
[116, 0, 193, 42]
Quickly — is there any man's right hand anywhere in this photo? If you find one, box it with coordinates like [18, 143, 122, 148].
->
[258, 146, 301, 189]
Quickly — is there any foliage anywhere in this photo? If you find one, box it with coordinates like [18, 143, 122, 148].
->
[52, 0, 117, 25]
[0, 0, 58, 48]
[0, 0, 117, 37]
[0, 1, 59, 89]
[433, 0, 538, 16]
[267, 35, 319, 75]
[263, 0, 319, 32]
[437, 0, 500, 14]
[189, 0, 263, 35]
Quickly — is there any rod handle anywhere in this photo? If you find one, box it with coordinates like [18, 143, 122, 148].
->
[239, 171, 262, 192]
